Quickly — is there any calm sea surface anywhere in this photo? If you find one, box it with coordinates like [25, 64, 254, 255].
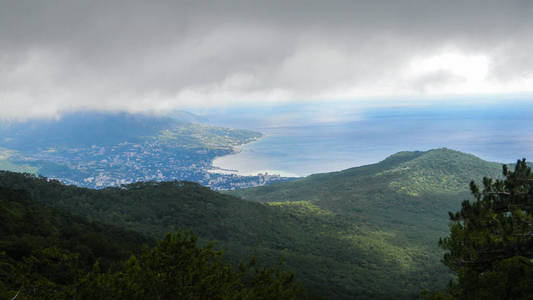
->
[211, 105, 533, 177]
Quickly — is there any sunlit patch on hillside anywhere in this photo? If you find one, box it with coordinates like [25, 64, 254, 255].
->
[268, 200, 334, 217]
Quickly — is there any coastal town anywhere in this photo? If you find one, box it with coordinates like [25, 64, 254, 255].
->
[8, 140, 290, 190]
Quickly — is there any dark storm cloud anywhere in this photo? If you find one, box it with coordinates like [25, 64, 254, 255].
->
[1, 0, 532, 119]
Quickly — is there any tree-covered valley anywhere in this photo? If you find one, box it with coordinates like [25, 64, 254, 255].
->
[0, 148, 518, 299]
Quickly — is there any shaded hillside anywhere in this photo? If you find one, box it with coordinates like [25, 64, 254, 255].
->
[0, 187, 154, 265]
[0, 149, 507, 299]
[0, 173, 288, 243]
[0, 186, 154, 298]
[0, 186, 298, 299]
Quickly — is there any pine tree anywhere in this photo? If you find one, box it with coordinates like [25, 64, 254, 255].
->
[426, 159, 533, 299]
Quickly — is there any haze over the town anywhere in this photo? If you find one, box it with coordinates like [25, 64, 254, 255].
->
[1, 0, 533, 120]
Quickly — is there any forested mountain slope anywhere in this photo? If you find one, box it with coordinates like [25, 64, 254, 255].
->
[0, 185, 298, 299]
[0, 149, 507, 299]
[0, 186, 154, 298]
[227, 148, 507, 296]
[230, 148, 503, 234]
[231, 148, 502, 202]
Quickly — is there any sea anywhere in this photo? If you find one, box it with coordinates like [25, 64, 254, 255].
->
[207, 101, 533, 177]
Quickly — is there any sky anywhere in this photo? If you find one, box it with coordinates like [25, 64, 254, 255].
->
[1, 0, 532, 120]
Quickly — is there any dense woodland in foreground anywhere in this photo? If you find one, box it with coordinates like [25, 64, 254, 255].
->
[1, 149, 533, 298]
[0, 187, 299, 299]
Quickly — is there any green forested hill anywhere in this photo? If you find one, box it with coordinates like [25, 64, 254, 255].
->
[229, 148, 503, 231]
[227, 148, 506, 296]
[0, 149, 508, 299]
[230, 148, 502, 201]
[0, 186, 154, 265]
[0, 185, 298, 299]
[0, 186, 155, 298]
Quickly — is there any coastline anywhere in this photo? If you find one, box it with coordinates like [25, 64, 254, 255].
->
[208, 133, 263, 176]
[209, 133, 300, 178]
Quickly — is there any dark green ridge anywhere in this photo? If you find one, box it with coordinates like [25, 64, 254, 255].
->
[0, 149, 510, 299]
[0, 185, 155, 300]
[0, 186, 299, 299]
[0, 187, 154, 266]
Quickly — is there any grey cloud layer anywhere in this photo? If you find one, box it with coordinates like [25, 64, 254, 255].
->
[1, 0, 532, 119]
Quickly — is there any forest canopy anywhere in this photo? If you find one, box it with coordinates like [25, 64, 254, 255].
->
[425, 159, 533, 299]
[0, 186, 300, 299]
